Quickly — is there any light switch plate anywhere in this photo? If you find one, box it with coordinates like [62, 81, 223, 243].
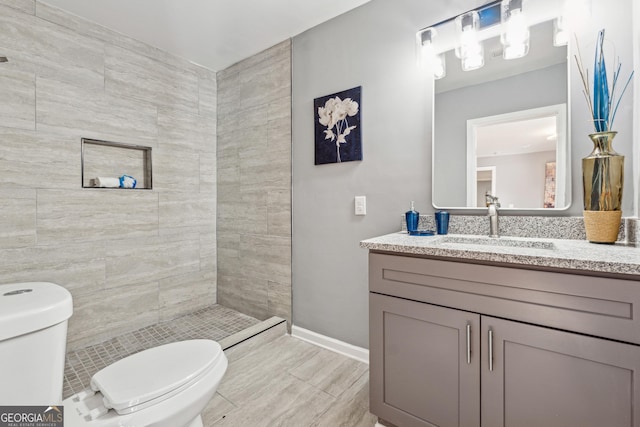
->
[355, 196, 366, 215]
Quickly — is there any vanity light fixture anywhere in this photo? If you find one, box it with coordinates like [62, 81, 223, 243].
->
[555, 0, 591, 46]
[501, 0, 530, 59]
[455, 11, 484, 71]
[417, 27, 446, 79]
[553, 16, 569, 46]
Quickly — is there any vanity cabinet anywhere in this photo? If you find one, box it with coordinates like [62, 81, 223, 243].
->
[369, 252, 640, 427]
[370, 293, 480, 427]
[482, 316, 640, 427]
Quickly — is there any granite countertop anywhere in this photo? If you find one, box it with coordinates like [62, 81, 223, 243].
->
[360, 232, 640, 277]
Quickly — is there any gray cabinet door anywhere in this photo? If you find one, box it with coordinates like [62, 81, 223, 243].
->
[481, 316, 640, 427]
[370, 293, 481, 427]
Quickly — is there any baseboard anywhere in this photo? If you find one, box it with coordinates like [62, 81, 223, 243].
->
[291, 325, 369, 364]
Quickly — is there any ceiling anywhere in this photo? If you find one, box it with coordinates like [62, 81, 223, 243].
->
[42, 0, 373, 71]
[476, 116, 557, 157]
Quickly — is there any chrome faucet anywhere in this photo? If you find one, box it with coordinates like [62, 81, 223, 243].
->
[485, 193, 500, 238]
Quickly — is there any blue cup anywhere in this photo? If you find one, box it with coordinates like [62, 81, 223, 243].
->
[435, 211, 449, 235]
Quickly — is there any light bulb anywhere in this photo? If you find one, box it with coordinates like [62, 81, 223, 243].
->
[501, 0, 529, 59]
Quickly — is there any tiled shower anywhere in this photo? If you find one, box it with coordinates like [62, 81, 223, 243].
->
[216, 40, 293, 326]
[0, 0, 292, 354]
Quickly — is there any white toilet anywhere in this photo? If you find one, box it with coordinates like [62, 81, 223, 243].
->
[0, 282, 228, 427]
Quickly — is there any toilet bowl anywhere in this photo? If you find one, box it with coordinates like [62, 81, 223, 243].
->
[64, 339, 227, 427]
[0, 282, 228, 427]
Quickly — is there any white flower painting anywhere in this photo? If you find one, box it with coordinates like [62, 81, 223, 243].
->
[314, 86, 362, 165]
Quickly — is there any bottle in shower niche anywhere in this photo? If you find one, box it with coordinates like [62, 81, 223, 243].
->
[405, 201, 419, 232]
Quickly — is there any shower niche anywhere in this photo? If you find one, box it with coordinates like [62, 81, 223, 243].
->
[81, 138, 153, 189]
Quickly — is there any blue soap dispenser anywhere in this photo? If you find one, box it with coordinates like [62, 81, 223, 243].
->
[405, 201, 419, 232]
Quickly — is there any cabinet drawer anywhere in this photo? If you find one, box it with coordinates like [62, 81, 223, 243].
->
[370, 252, 640, 345]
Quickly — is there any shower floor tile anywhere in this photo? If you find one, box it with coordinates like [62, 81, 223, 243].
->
[63, 304, 260, 398]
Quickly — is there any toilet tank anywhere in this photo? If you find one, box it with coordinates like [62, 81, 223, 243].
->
[0, 282, 73, 405]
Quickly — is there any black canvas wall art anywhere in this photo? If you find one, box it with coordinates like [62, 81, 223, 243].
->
[314, 86, 362, 165]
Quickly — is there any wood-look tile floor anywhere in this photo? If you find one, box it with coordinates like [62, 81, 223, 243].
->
[203, 335, 377, 427]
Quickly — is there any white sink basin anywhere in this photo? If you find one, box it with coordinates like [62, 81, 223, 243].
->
[437, 235, 556, 250]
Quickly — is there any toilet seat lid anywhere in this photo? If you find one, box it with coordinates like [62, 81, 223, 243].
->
[90, 339, 223, 414]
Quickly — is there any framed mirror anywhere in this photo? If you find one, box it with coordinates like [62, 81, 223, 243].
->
[428, 0, 571, 210]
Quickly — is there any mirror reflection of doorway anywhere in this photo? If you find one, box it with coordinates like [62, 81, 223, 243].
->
[476, 167, 496, 207]
[466, 104, 566, 209]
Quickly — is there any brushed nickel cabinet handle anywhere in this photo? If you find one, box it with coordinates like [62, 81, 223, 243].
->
[488, 328, 494, 372]
[466, 323, 471, 365]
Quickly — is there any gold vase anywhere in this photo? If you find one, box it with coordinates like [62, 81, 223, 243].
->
[582, 131, 624, 243]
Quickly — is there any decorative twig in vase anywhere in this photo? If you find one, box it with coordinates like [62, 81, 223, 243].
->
[574, 29, 634, 243]
[574, 29, 634, 133]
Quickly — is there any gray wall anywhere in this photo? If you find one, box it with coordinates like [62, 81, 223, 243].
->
[434, 64, 567, 207]
[216, 41, 292, 325]
[292, 0, 636, 348]
[292, 0, 486, 348]
[0, 1, 217, 351]
[477, 150, 556, 208]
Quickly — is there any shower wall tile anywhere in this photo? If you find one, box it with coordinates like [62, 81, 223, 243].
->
[268, 94, 293, 122]
[218, 275, 269, 321]
[0, 70, 35, 130]
[157, 107, 215, 153]
[235, 103, 270, 129]
[105, 234, 201, 289]
[216, 137, 237, 163]
[217, 40, 291, 325]
[67, 280, 159, 349]
[216, 69, 241, 114]
[217, 196, 257, 234]
[153, 147, 200, 191]
[0, 0, 34, 14]
[0, 4, 217, 349]
[240, 148, 283, 193]
[36, 189, 159, 244]
[239, 55, 291, 111]
[105, 44, 199, 113]
[266, 146, 292, 190]
[0, 189, 36, 248]
[268, 101, 292, 152]
[268, 280, 292, 322]
[217, 160, 240, 189]
[0, 241, 106, 294]
[216, 231, 240, 274]
[200, 152, 217, 194]
[216, 108, 238, 139]
[159, 191, 214, 231]
[239, 234, 291, 285]
[0, 130, 78, 190]
[239, 130, 270, 181]
[238, 38, 291, 71]
[34, 1, 198, 75]
[158, 270, 216, 321]
[268, 189, 292, 237]
[36, 77, 158, 145]
[237, 191, 268, 235]
[198, 71, 218, 118]
[200, 231, 217, 272]
[0, 4, 103, 89]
